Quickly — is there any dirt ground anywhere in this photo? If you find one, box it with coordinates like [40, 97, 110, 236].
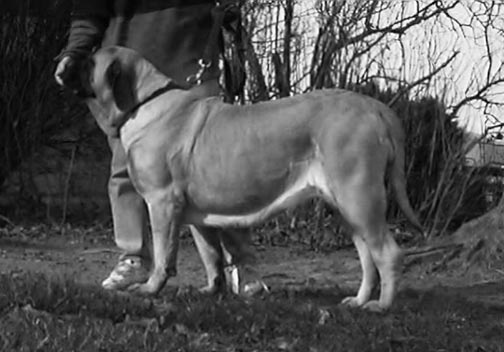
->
[0, 228, 503, 309]
[1, 226, 504, 351]
[0, 233, 361, 295]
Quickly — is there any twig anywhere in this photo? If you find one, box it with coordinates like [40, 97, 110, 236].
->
[449, 76, 504, 118]
[0, 214, 14, 226]
[61, 144, 77, 233]
[405, 243, 463, 257]
[388, 51, 459, 107]
[80, 248, 121, 255]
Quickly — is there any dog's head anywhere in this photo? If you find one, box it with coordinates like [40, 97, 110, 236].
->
[82, 46, 177, 137]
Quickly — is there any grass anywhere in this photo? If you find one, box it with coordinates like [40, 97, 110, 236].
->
[0, 272, 503, 352]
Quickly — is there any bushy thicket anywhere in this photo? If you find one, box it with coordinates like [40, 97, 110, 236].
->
[355, 84, 489, 235]
[0, 2, 88, 188]
[264, 84, 489, 247]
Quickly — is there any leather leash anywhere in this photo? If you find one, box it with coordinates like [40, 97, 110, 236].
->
[186, 0, 240, 85]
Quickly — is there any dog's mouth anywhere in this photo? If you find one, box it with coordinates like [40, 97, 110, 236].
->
[74, 87, 95, 99]
[75, 59, 96, 99]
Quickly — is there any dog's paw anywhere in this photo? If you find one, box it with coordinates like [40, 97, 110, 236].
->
[127, 282, 160, 296]
[198, 284, 220, 295]
[362, 300, 388, 313]
[341, 296, 364, 308]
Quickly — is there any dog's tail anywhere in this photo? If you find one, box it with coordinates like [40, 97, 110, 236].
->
[385, 113, 424, 236]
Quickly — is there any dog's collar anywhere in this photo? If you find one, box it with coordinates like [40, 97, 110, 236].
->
[114, 81, 181, 135]
[129, 81, 181, 114]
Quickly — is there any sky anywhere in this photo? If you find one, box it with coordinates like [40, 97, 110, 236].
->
[393, 1, 504, 135]
[292, 0, 504, 135]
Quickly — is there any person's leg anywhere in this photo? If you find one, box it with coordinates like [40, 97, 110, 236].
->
[189, 225, 225, 293]
[101, 135, 151, 290]
[219, 228, 267, 296]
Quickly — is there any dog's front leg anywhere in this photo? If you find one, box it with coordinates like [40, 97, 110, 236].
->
[129, 187, 185, 295]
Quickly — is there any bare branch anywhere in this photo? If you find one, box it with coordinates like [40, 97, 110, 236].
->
[388, 51, 460, 106]
[328, 0, 460, 52]
[450, 75, 504, 118]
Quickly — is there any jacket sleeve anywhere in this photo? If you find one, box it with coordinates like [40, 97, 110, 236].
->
[57, 0, 112, 59]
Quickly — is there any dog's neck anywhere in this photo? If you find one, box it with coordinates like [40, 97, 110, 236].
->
[128, 81, 182, 115]
[113, 81, 180, 131]
[119, 88, 193, 153]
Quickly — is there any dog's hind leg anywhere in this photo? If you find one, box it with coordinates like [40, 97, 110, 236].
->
[332, 178, 402, 312]
[366, 228, 403, 312]
[190, 225, 226, 294]
[341, 233, 378, 307]
[363, 229, 402, 312]
[192, 227, 260, 295]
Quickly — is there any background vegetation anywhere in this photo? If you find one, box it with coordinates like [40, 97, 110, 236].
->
[0, 0, 503, 242]
[0, 2, 503, 351]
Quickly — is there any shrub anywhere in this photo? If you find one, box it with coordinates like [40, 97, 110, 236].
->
[0, 2, 86, 188]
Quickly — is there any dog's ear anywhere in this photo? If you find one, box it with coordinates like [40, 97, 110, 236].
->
[88, 46, 179, 137]
[106, 58, 138, 112]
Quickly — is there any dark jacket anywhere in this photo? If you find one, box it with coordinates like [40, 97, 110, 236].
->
[61, 0, 220, 86]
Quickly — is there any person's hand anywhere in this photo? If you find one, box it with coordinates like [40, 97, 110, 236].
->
[54, 55, 75, 87]
[54, 55, 92, 98]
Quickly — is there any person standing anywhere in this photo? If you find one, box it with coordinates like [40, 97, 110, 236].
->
[55, 0, 260, 294]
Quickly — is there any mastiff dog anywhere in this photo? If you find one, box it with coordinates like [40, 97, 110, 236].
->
[81, 46, 422, 312]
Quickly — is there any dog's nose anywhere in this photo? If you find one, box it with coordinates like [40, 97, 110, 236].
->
[75, 59, 96, 99]
[74, 88, 96, 99]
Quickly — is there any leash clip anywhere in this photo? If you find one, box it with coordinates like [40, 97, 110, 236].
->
[186, 58, 212, 85]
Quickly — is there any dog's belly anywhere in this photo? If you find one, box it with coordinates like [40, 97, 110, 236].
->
[183, 159, 332, 227]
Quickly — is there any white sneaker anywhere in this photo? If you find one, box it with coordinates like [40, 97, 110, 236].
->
[224, 264, 269, 296]
[101, 256, 150, 291]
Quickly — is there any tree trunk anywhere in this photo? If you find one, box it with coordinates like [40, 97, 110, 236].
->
[280, 0, 294, 97]
[242, 27, 269, 102]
